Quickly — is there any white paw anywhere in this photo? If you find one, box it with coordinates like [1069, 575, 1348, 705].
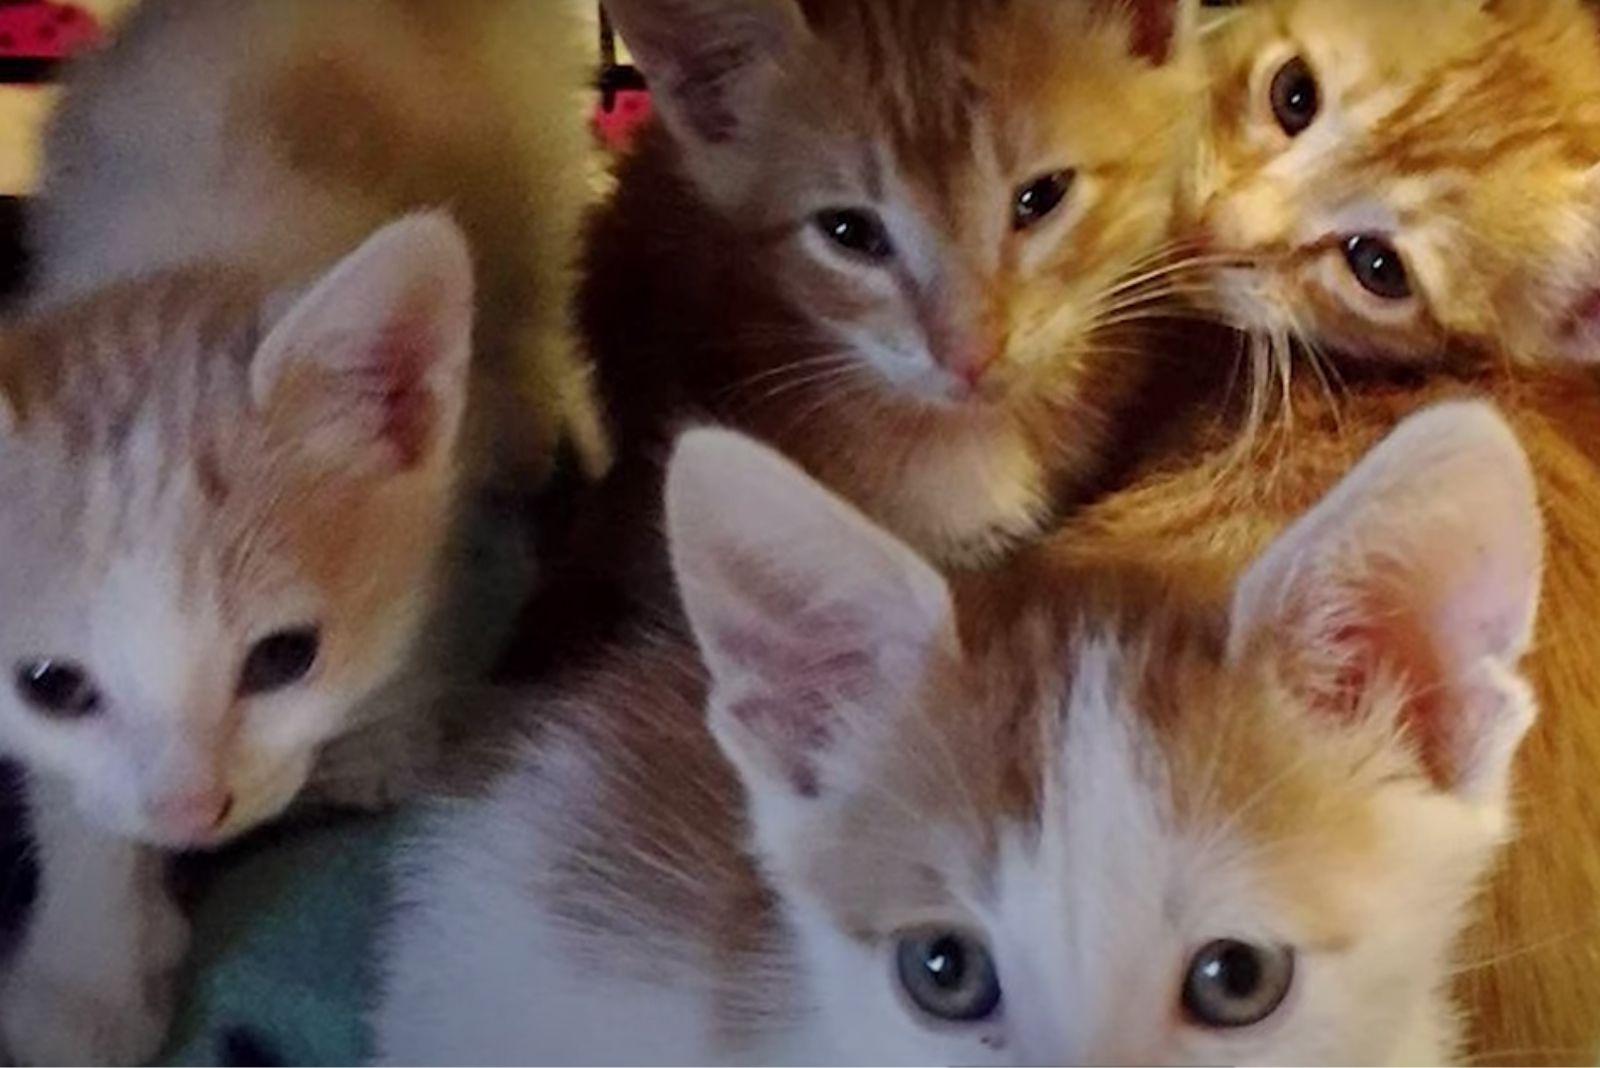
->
[0, 965, 176, 1067]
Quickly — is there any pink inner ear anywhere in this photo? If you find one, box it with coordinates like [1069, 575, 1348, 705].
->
[1306, 587, 1457, 789]
[1125, 0, 1178, 65]
[353, 321, 436, 470]
[1559, 285, 1600, 346]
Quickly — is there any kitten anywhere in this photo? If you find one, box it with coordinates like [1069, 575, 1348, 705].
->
[30, 0, 605, 486]
[1070, 363, 1600, 1064]
[1190, 0, 1600, 368]
[582, 0, 1203, 564]
[377, 403, 1541, 1065]
[0, 214, 472, 1066]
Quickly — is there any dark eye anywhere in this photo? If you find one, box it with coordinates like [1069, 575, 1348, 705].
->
[1183, 939, 1295, 1029]
[1013, 170, 1075, 231]
[15, 659, 100, 719]
[814, 208, 894, 261]
[1269, 56, 1320, 137]
[894, 928, 1002, 1023]
[1342, 234, 1412, 300]
[238, 626, 320, 696]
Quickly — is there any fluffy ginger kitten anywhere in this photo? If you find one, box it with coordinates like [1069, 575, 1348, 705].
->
[584, 0, 1203, 564]
[1191, 0, 1600, 367]
[377, 402, 1540, 1065]
[0, 215, 472, 1066]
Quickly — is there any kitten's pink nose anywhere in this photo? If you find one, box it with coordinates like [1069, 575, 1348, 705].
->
[150, 789, 234, 839]
[943, 341, 1001, 388]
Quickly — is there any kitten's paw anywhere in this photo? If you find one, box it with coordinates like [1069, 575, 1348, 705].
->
[0, 967, 176, 1067]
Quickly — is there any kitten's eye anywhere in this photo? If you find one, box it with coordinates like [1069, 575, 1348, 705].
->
[894, 928, 1002, 1023]
[1013, 170, 1075, 231]
[1269, 56, 1320, 137]
[15, 659, 100, 719]
[814, 209, 894, 261]
[1342, 234, 1412, 300]
[239, 626, 321, 696]
[1183, 939, 1295, 1029]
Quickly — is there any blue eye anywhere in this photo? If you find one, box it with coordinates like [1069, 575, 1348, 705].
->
[1183, 939, 1295, 1029]
[895, 928, 1002, 1023]
[814, 209, 894, 261]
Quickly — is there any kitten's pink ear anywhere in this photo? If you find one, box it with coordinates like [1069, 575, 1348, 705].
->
[667, 428, 955, 802]
[1231, 402, 1543, 802]
[1096, 0, 1196, 65]
[603, 0, 806, 167]
[250, 213, 473, 473]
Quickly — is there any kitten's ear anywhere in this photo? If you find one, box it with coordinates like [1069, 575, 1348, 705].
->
[667, 428, 955, 804]
[603, 0, 807, 193]
[1097, 0, 1197, 66]
[1231, 403, 1543, 803]
[251, 213, 473, 473]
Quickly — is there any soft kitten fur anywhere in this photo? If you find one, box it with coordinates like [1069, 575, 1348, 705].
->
[1192, 0, 1600, 367]
[377, 403, 1541, 1065]
[1071, 364, 1600, 1064]
[0, 215, 472, 1066]
[583, 0, 1202, 563]
[31, 0, 604, 484]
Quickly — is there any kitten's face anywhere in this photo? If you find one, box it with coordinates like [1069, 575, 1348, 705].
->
[772, 617, 1494, 1064]
[672, 405, 1538, 1064]
[1193, 0, 1600, 364]
[622, 0, 1200, 407]
[0, 218, 469, 848]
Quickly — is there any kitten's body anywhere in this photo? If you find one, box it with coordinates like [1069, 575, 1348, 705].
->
[381, 404, 1543, 1065]
[32, 0, 603, 482]
[0, 217, 473, 1065]
[1192, 0, 1600, 369]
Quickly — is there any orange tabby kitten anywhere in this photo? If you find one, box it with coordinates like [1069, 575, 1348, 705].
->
[1063, 364, 1600, 1065]
[586, 0, 1202, 565]
[1191, 0, 1600, 369]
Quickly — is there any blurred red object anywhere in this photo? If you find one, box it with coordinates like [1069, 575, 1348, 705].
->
[0, 2, 100, 62]
[593, 86, 652, 152]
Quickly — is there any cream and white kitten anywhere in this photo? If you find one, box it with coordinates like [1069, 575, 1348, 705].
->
[375, 403, 1541, 1065]
[0, 214, 472, 1066]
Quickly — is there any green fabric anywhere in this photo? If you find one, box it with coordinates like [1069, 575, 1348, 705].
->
[158, 814, 400, 1067]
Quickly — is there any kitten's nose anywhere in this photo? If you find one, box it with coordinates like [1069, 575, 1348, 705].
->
[944, 341, 1002, 388]
[150, 789, 235, 839]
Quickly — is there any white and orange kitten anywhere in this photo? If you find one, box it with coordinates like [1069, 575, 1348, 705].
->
[376, 403, 1541, 1065]
[0, 215, 471, 1066]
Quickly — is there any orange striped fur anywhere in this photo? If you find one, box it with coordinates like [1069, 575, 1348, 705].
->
[1192, 0, 1600, 372]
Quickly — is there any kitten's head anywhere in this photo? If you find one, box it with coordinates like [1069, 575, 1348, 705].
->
[0, 215, 471, 848]
[668, 402, 1542, 1063]
[607, 0, 1200, 406]
[1194, 0, 1600, 365]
